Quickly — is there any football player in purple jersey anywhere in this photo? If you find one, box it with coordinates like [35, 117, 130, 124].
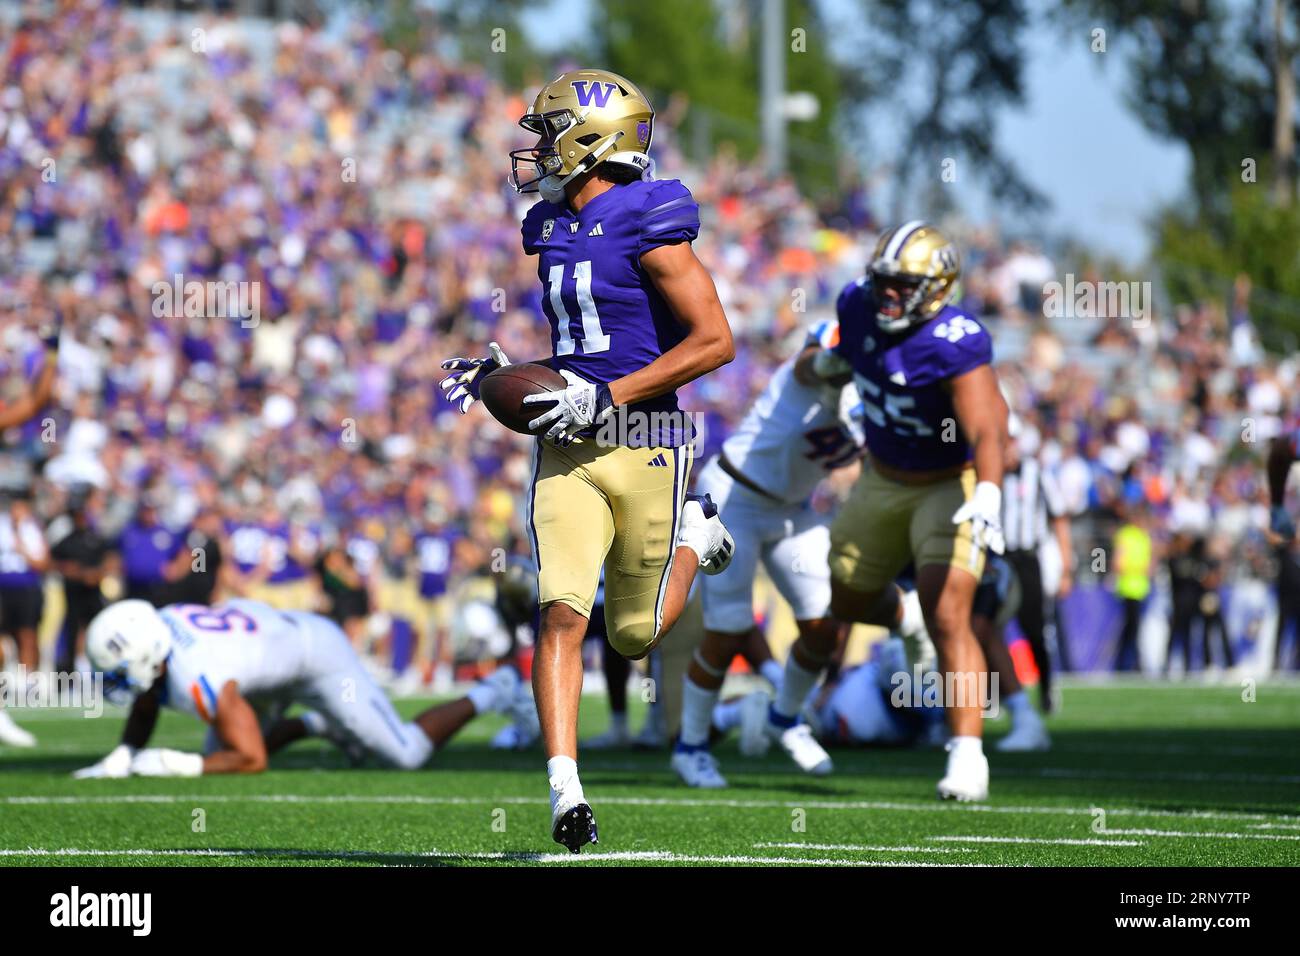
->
[799, 221, 1010, 802]
[439, 70, 736, 851]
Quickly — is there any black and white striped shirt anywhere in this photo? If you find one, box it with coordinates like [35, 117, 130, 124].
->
[1002, 456, 1066, 553]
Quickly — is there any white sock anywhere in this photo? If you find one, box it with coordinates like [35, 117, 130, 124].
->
[466, 682, 499, 715]
[680, 677, 720, 747]
[759, 659, 783, 689]
[774, 656, 820, 720]
[1004, 690, 1031, 718]
[948, 735, 984, 759]
[898, 588, 924, 637]
[547, 755, 580, 794]
[712, 699, 743, 733]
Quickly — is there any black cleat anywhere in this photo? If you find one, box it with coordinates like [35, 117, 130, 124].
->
[686, 491, 719, 518]
[551, 802, 599, 854]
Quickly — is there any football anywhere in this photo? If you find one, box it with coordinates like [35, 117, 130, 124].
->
[479, 363, 566, 435]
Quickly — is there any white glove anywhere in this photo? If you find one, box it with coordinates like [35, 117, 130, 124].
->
[130, 747, 204, 778]
[811, 348, 852, 381]
[72, 744, 136, 779]
[522, 369, 614, 446]
[439, 342, 511, 414]
[951, 481, 1005, 558]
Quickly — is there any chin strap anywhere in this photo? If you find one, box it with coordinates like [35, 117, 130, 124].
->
[540, 133, 626, 200]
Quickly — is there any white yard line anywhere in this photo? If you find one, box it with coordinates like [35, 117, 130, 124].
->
[1047, 742, 1298, 759]
[555, 761, 1300, 785]
[753, 842, 974, 853]
[1099, 828, 1300, 842]
[1027, 767, 1300, 785]
[6, 792, 1296, 826]
[929, 836, 1144, 847]
[0, 846, 996, 866]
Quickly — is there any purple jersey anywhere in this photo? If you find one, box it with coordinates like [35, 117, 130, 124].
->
[521, 178, 701, 447]
[414, 531, 456, 598]
[834, 277, 992, 471]
[226, 521, 314, 583]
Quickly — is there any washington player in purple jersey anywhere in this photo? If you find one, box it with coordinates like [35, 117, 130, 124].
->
[804, 221, 1010, 802]
[439, 69, 735, 851]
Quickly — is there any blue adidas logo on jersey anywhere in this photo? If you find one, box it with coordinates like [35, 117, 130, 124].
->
[647, 453, 668, 467]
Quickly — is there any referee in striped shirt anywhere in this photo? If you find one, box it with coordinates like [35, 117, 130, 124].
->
[1002, 421, 1072, 713]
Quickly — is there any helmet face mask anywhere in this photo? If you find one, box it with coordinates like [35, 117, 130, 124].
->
[870, 270, 929, 333]
[101, 665, 150, 705]
[508, 111, 573, 194]
[509, 69, 654, 203]
[868, 222, 961, 333]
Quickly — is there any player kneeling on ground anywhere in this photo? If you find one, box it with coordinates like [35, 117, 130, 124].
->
[74, 598, 537, 777]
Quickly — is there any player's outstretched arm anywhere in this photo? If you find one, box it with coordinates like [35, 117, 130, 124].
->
[122, 683, 163, 750]
[950, 365, 1010, 555]
[793, 343, 851, 387]
[71, 686, 162, 778]
[951, 364, 1009, 491]
[610, 242, 734, 406]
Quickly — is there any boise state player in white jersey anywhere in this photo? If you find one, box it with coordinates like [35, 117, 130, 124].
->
[809, 222, 1010, 802]
[672, 320, 864, 788]
[439, 69, 735, 851]
[72, 599, 537, 778]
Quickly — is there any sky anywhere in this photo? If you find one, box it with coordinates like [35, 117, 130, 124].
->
[517, 0, 1191, 263]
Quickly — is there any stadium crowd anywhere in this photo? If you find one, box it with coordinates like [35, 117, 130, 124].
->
[0, 1, 1297, 695]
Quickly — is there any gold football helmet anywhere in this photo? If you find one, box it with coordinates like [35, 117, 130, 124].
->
[510, 69, 654, 203]
[868, 221, 961, 333]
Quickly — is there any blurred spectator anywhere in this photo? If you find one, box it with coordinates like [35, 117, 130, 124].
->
[413, 502, 459, 685]
[1166, 534, 1233, 673]
[166, 506, 226, 606]
[117, 498, 186, 606]
[316, 540, 371, 650]
[49, 485, 110, 673]
[1112, 508, 1154, 672]
[0, 492, 49, 670]
[1276, 541, 1300, 672]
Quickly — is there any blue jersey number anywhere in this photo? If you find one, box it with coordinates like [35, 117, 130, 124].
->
[178, 605, 259, 634]
[545, 260, 611, 356]
[803, 427, 861, 469]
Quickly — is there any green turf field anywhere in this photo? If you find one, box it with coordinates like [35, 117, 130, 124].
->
[1, 681, 1297, 866]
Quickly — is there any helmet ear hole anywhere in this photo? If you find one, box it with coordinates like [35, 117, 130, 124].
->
[574, 133, 602, 147]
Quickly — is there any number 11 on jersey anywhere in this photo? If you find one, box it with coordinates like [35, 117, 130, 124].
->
[546, 260, 611, 356]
